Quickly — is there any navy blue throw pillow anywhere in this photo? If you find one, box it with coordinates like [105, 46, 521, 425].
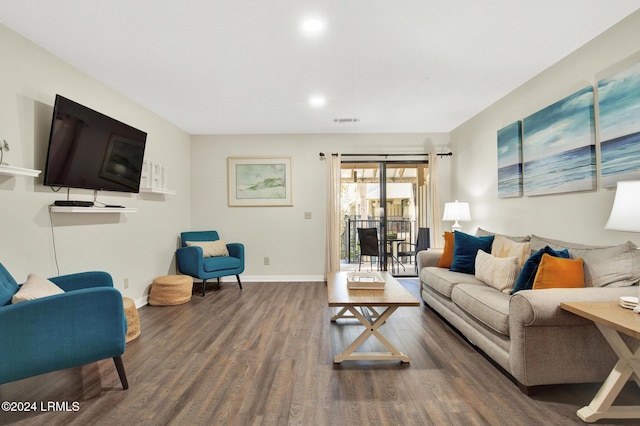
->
[511, 246, 570, 294]
[449, 231, 494, 274]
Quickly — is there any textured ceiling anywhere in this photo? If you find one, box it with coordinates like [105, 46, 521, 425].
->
[1, 1, 639, 134]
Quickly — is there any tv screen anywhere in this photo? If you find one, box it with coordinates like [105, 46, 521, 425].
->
[43, 95, 147, 193]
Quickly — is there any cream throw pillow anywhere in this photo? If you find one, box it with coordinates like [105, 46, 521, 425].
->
[475, 250, 520, 294]
[491, 235, 531, 267]
[186, 240, 229, 257]
[12, 273, 64, 304]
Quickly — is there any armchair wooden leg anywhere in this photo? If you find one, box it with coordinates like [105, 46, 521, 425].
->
[236, 275, 243, 289]
[113, 356, 129, 390]
[201, 279, 207, 297]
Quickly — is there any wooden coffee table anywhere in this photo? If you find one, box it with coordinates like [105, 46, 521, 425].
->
[327, 271, 420, 363]
[561, 301, 640, 422]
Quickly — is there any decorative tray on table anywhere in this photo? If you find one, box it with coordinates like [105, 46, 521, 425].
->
[347, 272, 386, 290]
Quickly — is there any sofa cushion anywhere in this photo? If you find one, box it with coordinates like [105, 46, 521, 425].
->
[450, 231, 494, 274]
[12, 273, 64, 304]
[530, 236, 640, 287]
[532, 254, 585, 289]
[529, 234, 606, 252]
[568, 241, 640, 287]
[186, 240, 229, 257]
[476, 227, 531, 243]
[203, 256, 241, 272]
[437, 231, 455, 268]
[421, 266, 485, 299]
[512, 246, 570, 294]
[491, 235, 531, 267]
[451, 283, 511, 336]
[475, 250, 520, 294]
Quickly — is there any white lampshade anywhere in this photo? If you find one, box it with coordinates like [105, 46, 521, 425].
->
[443, 200, 471, 232]
[605, 181, 640, 232]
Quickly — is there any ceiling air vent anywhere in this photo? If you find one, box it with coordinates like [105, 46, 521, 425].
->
[332, 117, 360, 124]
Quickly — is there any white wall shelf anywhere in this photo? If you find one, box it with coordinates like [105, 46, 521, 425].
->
[0, 164, 41, 177]
[139, 187, 176, 195]
[50, 206, 138, 214]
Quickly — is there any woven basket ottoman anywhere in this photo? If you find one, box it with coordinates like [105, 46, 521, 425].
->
[149, 275, 193, 306]
[123, 297, 141, 343]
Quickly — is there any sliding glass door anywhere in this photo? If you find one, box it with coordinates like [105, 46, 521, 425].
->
[340, 160, 428, 276]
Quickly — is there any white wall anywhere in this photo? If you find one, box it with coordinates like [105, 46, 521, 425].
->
[190, 133, 450, 280]
[0, 24, 191, 305]
[450, 10, 640, 246]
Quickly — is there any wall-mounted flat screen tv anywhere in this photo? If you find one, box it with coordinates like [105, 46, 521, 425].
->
[43, 95, 147, 193]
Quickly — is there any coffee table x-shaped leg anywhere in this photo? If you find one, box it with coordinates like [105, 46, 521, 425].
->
[331, 305, 409, 363]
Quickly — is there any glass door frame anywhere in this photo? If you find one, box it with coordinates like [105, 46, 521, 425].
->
[341, 159, 428, 275]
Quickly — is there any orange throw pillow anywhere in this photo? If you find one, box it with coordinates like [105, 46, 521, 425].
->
[437, 232, 455, 268]
[532, 253, 585, 290]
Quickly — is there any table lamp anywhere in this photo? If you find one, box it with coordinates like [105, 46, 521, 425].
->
[442, 200, 471, 232]
[605, 181, 640, 312]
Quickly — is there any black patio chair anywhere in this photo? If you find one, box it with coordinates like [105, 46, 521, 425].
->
[357, 228, 381, 271]
[397, 228, 431, 273]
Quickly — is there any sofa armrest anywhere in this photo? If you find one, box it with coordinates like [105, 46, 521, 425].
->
[176, 246, 204, 276]
[417, 248, 443, 272]
[510, 286, 638, 327]
[226, 243, 244, 261]
[0, 286, 126, 385]
[508, 286, 638, 387]
[49, 271, 113, 292]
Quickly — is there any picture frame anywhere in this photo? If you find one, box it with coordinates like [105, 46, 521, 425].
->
[497, 121, 523, 198]
[598, 59, 640, 188]
[522, 86, 596, 196]
[228, 157, 293, 206]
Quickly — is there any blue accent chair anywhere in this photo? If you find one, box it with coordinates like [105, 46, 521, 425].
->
[0, 263, 128, 389]
[176, 230, 244, 296]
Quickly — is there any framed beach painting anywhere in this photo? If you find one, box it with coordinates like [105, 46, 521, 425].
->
[228, 157, 293, 206]
[497, 121, 523, 198]
[598, 59, 640, 188]
[522, 86, 596, 196]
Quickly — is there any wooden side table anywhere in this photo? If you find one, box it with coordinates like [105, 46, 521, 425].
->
[560, 301, 640, 422]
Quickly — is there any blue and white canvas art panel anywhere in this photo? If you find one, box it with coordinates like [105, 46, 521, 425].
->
[598, 60, 640, 188]
[522, 86, 596, 196]
[497, 121, 523, 198]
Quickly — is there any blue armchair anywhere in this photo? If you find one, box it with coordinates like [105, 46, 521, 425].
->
[176, 230, 244, 296]
[0, 263, 128, 389]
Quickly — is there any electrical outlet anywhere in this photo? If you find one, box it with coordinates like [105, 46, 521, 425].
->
[304, 212, 312, 219]
[264, 257, 270, 266]
[124, 278, 129, 289]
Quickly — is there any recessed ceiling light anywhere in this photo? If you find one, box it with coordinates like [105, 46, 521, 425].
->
[302, 18, 325, 33]
[309, 95, 326, 107]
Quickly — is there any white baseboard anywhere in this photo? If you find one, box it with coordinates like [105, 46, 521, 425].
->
[219, 275, 325, 282]
[133, 295, 148, 308]
[133, 275, 325, 308]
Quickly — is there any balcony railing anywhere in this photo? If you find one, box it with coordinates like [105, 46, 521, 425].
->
[342, 216, 415, 264]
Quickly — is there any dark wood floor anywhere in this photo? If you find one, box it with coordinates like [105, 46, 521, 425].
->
[2, 279, 639, 425]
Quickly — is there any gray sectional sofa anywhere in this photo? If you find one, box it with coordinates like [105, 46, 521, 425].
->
[417, 231, 640, 393]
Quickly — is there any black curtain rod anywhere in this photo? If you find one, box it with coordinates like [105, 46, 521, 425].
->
[318, 152, 452, 158]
